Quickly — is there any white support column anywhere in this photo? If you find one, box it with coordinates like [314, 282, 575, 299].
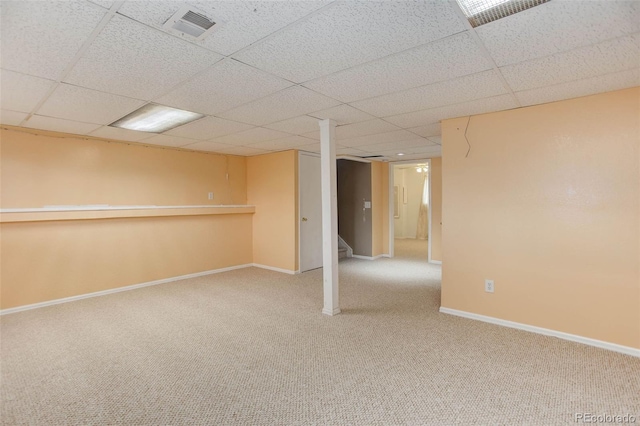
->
[319, 119, 340, 316]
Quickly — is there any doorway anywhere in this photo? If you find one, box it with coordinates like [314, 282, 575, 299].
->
[390, 160, 431, 261]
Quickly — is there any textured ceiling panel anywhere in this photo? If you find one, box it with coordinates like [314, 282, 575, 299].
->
[428, 136, 442, 145]
[209, 145, 271, 156]
[304, 32, 491, 102]
[246, 135, 316, 151]
[233, 1, 464, 82]
[356, 138, 434, 153]
[155, 59, 293, 115]
[89, 126, 155, 142]
[117, 1, 328, 56]
[218, 86, 340, 126]
[408, 123, 442, 138]
[303, 119, 401, 141]
[141, 135, 201, 148]
[37, 84, 145, 125]
[501, 33, 640, 92]
[351, 70, 508, 117]
[264, 115, 321, 135]
[0, 109, 28, 126]
[477, 0, 640, 66]
[383, 94, 518, 128]
[179, 140, 236, 153]
[88, 0, 114, 9]
[211, 127, 292, 145]
[165, 116, 253, 140]
[515, 68, 640, 107]
[23, 115, 102, 134]
[0, 69, 55, 113]
[340, 130, 421, 148]
[65, 15, 222, 100]
[0, 1, 106, 80]
[307, 104, 375, 125]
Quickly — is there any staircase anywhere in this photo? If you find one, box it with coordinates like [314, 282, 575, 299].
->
[337, 235, 353, 260]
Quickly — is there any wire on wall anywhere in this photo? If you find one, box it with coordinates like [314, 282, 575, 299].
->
[464, 116, 472, 158]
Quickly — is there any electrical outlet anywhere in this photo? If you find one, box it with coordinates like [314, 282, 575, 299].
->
[485, 279, 494, 293]
[208, 192, 214, 200]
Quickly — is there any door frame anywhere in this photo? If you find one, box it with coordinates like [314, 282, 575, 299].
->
[388, 158, 433, 262]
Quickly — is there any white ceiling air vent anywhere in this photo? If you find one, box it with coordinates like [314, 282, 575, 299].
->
[162, 6, 223, 41]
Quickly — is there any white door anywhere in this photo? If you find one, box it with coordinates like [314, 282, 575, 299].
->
[299, 152, 323, 272]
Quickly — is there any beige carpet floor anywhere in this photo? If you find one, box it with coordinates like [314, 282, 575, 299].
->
[1, 239, 638, 425]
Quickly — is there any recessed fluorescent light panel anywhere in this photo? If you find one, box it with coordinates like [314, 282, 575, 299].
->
[455, 0, 549, 27]
[109, 104, 204, 133]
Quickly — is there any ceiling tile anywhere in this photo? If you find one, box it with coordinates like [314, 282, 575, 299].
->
[384, 94, 518, 128]
[264, 115, 321, 135]
[218, 86, 340, 126]
[303, 119, 401, 140]
[118, 1, 329, 56]
[233, 1, 465, 82]
[155, 59, 293, 115]
[0, 1, 106, 80]
[408, 123, 441, 138]
[477, 1, 640, 67]
[246, 135, 316, 151]
[357, 138, 436, 153]
[141, 135, 201, 148]
[501, 34, 640, 92]
[89, 126, 154, 142]
[428, 136, 442, 145]
[37, 83, 145, 125]
[88, 0, 114, 9]
[340, 130, 421, 148]
[64, 15, 223, 100]
[211, 127, 292, 145]
[351, 70, 508, 117]
[376, 145, 441, 157]
[336, 146, 368, 156]
[23, 115, 102, 134]
[307, 104, 375, 125]
[180, 140, 240, 153]
[165, 116, 253, 140]
[209, 145, 272, 156]
[304, 32, 492, 102]
[1, 109, 28, 126]
[515, 68, 640, 107]
[296, 143, 321, 154]
[0, 69, 55, 113]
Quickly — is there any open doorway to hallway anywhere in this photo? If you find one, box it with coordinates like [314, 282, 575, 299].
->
[391, 161, 430, 262]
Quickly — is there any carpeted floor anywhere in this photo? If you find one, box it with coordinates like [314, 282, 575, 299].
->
[1, 239, 638, 425]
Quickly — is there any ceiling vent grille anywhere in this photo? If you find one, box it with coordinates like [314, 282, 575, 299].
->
[456, 0, 550, 27]
[162, 6, 223, 41]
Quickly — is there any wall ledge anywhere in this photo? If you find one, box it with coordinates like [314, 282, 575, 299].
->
[0, 264, 254, 315]
[439, 307, 640, 358]
[0, 205, 255, 223]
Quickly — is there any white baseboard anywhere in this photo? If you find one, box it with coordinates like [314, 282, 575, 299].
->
[351, 254, 385, 260]
[322, 307, 341, 316]
[252, 263, 297, 275]
[439, 307, 640, 358]
[429, 260, 442, 265]
[0, 264, 254, 316]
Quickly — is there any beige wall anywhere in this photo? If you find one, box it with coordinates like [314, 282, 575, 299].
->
[371, 161, 389, 257]
[441, 87, 639, 348]
[430, 158, 442, 262]
[0, 127, 252, 309]
[0, 127, 247, 208]
[247, 150, 298, 272]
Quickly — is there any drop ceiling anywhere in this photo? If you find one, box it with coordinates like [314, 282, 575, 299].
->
[1, 0, 638, 161]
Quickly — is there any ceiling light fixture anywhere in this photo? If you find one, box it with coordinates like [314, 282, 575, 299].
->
[109, 104, 204, 133]
[397, 153, 405, 156]
[455, 0, 549, 27]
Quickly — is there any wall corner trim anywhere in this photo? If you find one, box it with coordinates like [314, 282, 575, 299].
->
[429, 260, 442, 265]
[252, 264, 297, 275]
[439, 307, 640, 358]
[0, 264, 254, 316]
